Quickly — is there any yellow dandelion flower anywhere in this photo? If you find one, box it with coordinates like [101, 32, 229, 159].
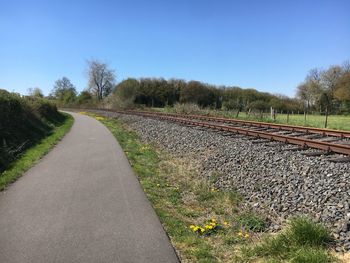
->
[223, 221, 229, 226]
[200, 228, 205, 233]
[244, 233, 250, 238]
[190, 225, 195, 229]
[238, 232, 243, 237]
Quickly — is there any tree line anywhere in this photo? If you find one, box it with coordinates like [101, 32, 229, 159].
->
[296, 61, 350, 114]
[47, 59, 350, 116]
[115, 78, 303, 116]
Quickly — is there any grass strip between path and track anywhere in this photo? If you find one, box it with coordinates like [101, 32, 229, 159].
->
[0, 113, 74, 190]
[90, 112, 339, 263]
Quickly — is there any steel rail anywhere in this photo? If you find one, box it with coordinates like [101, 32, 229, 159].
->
[118, 110, 350, 138]
[96, 109, 350, 156]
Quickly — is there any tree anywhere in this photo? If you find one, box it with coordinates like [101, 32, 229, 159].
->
[115, 78, 139, 101]
[51, 77, 77, 103]
[342, 60, 350, 73]
[180, 81, 216, 107]
[28, 87, 44, 98]
[320, 66, 343, 113]
[334, 72, 350, 112]
[249, 100, 269, 118]
[115, 78, 140, 107]
[87, 60, 116, 100]
[77, 91, 93, 105]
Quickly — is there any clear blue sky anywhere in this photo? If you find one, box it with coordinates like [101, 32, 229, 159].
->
[0, 0, 349, 97]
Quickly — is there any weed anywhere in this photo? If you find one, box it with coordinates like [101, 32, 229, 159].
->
[235, 212, 267, 232]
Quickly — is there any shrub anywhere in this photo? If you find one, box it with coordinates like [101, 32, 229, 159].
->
[0, 90, 64, 172]
[173, 103, 202, 114]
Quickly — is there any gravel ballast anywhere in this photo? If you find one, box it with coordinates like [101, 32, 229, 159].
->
[94, 110, 350, 251]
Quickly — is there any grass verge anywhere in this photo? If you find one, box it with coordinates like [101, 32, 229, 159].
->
[0, 113, 74, 190]
[89, 112, 339, 262]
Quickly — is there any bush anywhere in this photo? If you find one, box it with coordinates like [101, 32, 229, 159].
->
[173, 103, 202, 114]
[0, 90, 64, 172]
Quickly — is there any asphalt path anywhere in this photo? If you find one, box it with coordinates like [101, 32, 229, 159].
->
[0, 112, 179, 263]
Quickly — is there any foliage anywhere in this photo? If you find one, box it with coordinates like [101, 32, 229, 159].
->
[172, 102, 202, 114]
[0, 89, 65, 172]
[53, 60, 349, 116]
[114, 78, 140, 108]
[297, 61, 350, 114]
[111, 77, 291, 112]
[0, 114, 73, 190]
[50, 77, 77, 104]
[334, 72, 350, 113]
[28, 87, 44, 98]
[77, 91, 94, 105]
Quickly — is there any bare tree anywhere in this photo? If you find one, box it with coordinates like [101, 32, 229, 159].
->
[87, 60, 116, 100]
[321, 66, 343, 96]
[342, 60, 350, 73]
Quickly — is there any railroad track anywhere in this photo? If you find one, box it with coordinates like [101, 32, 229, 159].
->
[88, 108, 350, 161]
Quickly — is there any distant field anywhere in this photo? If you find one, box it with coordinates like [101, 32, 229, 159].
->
[225, 112, 350, 131]
[274, 114, 350, 130]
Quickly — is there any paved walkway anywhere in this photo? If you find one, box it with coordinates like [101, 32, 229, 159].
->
[0, 112, 179, 263]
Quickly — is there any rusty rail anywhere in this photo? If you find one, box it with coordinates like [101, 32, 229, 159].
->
[88, 108, 350, 156]
[120, 110, 350, 138]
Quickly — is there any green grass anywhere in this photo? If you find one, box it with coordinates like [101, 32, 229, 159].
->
[273, 113, 350, 130]
[157, 106, 350, 130]
[235, 212, 267, 232]
[0, 113, 74, 190]
[219, 111, 350, 130]
[237, 217, 337, 263]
